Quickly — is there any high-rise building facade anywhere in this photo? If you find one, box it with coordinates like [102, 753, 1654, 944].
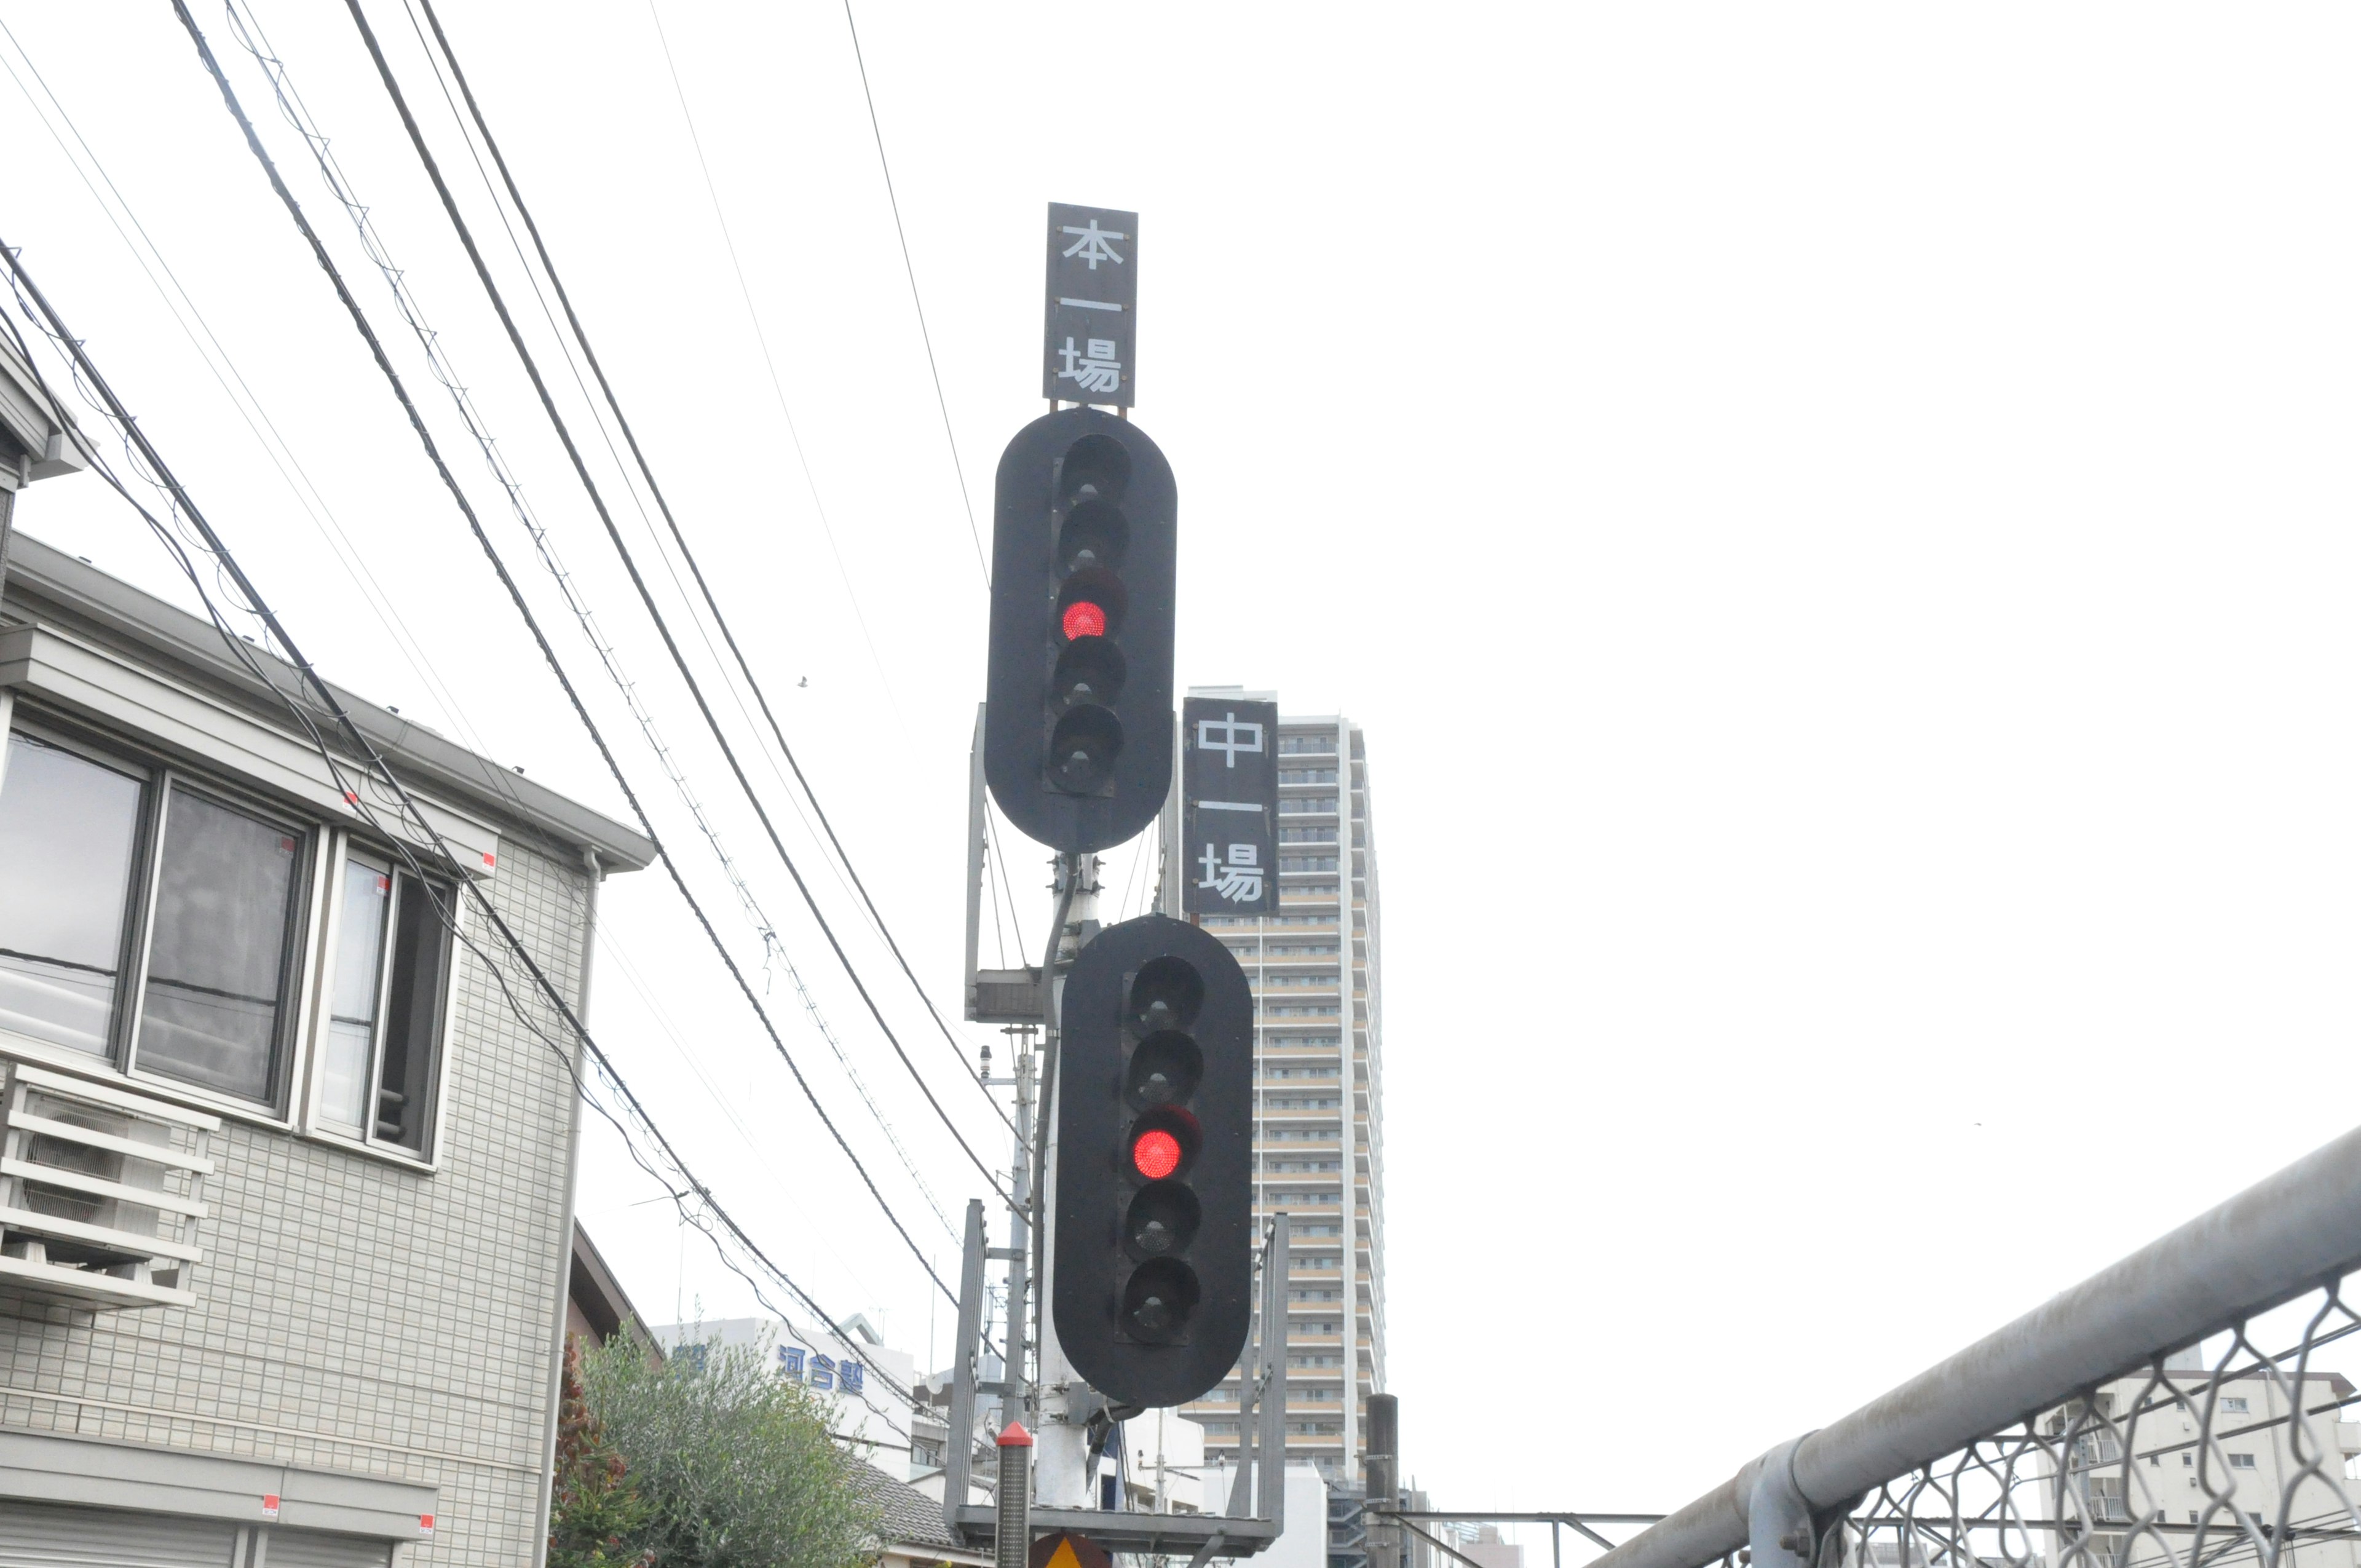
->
[1177, 700, 1388, 1485]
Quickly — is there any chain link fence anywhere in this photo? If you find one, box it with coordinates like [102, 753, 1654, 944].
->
[1593, 1128, 2361, 1568]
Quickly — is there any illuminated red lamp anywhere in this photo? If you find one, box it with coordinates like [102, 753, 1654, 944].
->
[1131, 1127, 1181, 1181]
[1062, 601, 1108, 641]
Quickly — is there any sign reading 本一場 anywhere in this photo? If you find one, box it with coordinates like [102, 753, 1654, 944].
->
[1042, 202, 1137, 408]
[1182, 696, 1278, 916]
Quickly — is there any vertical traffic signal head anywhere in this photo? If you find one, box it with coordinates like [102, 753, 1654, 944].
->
[1053, 914, 1252, 1408]
[985, 408, 1177, 853]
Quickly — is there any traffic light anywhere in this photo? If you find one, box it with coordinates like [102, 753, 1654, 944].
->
[984, 407, 1177, 853]
[1051, 914, 1254, 1409]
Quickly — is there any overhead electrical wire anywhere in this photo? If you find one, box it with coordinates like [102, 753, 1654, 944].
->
[215, 0, 968, 1245]
[635, 0, 901, 699]
[832, 0, 989, 583]
[163, 0, 983, 1311]
[0, 249, 922, 1420]
[328, 0, 1013, 1200]
[0, 17, 505, 789]
[396, 0, 1015, 1135]
[0, 32, 921, 1348]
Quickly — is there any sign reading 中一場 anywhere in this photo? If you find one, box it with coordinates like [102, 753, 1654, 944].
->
[1182, 696, 1278, 916]
[1042, 202, 1137, 408]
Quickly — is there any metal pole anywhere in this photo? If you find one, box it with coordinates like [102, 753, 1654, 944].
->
[1590, 1119, 2361, 1568]
[1036, 854, 1099, 1509]
[997, 1422, 1034, 1568]
[1157, 710, 1183, 916]
[1260, 1212, 1290, 1529]
[946, 1198, 989, 1530]
[1366, 1393, 1399, 1568]
[1000, 1042, 1035, 1433]
[965, 704, 987, 1012]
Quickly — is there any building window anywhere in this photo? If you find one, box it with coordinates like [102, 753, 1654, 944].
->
[2220, 1396, 2249, 1414]
[318, 844, 454, 1153]
[0, 727, 310, 1109]
[0, 731, 147, 1056]
[0, 720, 456, 1146]
[2228, 1454, 2256, 1470]
[138, 786, 308, 1101]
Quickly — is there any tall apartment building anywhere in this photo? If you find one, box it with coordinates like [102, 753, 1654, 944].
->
[1177, 702, 1387, 1485]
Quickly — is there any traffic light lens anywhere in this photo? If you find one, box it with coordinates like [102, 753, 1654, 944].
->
[1062, 601, 1108, 640]
[1125, 1106, 1200, 1180]
[1059, 434, 1134, 508]
[1125, 1032, 1202, 1110]
[1053, 637, 1128, 709]
[1122, 1257, 1200, 1344]
[1123, 1182, 1201, 1261]
[1132, 1128, 1182, 1180]
[1059, 499, 1131, 574]
[1128, 957, 1205, 1034]
[1048, 705, 1123, 793]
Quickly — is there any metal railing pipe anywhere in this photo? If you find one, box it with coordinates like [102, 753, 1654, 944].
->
[1595, 1121, 2361, 1568]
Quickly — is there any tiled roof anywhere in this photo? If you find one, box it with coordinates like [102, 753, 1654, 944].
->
[853, 1459, 965, 1551]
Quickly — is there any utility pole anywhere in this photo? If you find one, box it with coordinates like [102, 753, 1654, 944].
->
[1365, 1395, 1401, 1568]
[1035, 850, 1101, 1508]
[999, 1034, 1035, 1436]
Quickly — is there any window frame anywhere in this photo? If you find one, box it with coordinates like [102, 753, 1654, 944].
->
[0, 708, 462, 1163]
[122, 769, 321, 1111]
[299, 829, 462, 1168]
[0, 715, 323, 1120]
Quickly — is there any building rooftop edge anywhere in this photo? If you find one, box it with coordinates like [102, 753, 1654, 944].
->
[3, 531, 657, 872]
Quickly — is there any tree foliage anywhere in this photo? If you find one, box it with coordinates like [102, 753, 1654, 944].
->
[550, 1337, 656, 1568]
[574, 1326, 884, 1568]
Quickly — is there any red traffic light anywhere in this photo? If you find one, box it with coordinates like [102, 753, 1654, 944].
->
[1131, 1127, 1182, 1181]
[1062, 600, 1108, 641]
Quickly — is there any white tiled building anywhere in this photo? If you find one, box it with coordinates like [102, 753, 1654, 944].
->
[0, 347, 654, 1564]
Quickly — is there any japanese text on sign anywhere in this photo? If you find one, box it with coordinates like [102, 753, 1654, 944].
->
[1043, 203, 1139, 407]
[1182, 696, 1278, 916]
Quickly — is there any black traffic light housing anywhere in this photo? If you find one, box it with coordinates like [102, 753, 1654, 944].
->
[1052, 914, 1253, 1409]
[984, 406, 1177, 853]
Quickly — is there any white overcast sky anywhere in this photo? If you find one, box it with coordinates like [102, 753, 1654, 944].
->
[6, 0, 2361, 1539]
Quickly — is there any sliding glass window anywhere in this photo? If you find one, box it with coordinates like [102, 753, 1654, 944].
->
[318, 842, 452, 1155]
[0, 722, 310, 1111]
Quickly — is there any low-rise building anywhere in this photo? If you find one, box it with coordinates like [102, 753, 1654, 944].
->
[2039, 1360, 2361, 1568]
[0, 362, 654, 1564]
[655, 1313, 918, 1474]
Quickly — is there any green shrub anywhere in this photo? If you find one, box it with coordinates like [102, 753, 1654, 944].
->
[574, 1326, 884, 1568]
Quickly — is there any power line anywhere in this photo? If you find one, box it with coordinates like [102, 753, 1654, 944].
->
[0, 17, 504, 786]
[400, 0, 1014, 1139]
[0, 30, 929, 1364]
[164, 0, 978, 1307]
[635, 0, 903, 696]
[835, 0, 989, 583]
[333, 0, 1012, 1200]
[219, 0, 967, 1245]
[0, 239, 924, 1419]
